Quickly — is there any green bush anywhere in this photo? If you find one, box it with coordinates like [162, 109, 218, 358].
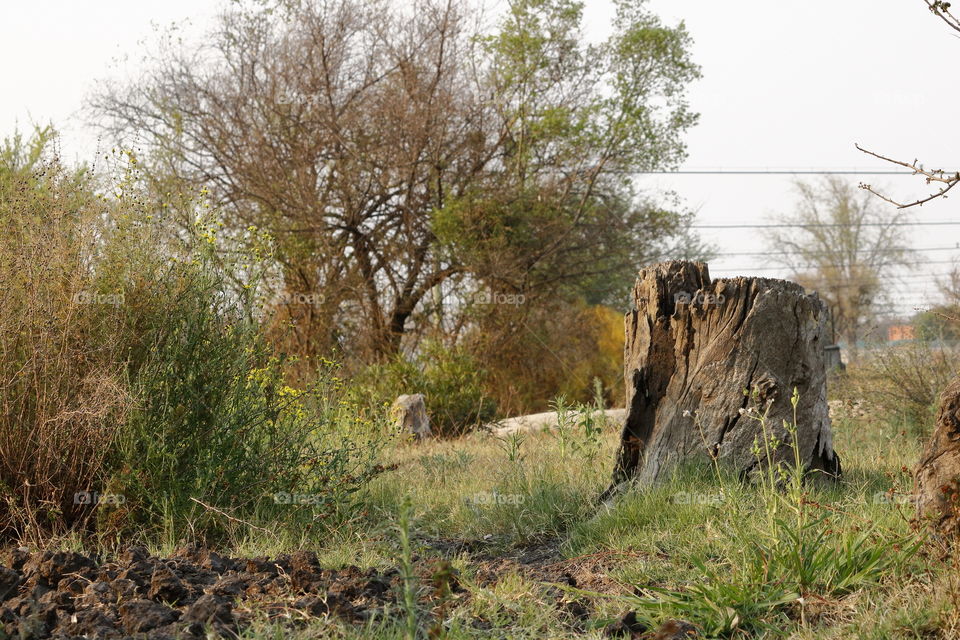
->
[107, 257, 383, 544]
[352, 341, 496, 437]
[0, 132, 384, 544]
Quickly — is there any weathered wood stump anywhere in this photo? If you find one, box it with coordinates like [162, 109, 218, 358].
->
[603, 261, 840, 497]
[914, 375, 960, 537]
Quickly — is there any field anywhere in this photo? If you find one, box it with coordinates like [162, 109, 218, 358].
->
[5, 394, 956, 639]
[4, 2, 960, 636]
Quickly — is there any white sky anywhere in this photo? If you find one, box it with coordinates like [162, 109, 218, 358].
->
[2, 0, 958, 318]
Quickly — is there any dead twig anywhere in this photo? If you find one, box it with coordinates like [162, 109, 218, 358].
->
[923, 0, 960, 34]
[189, 497, 279, 540]
[855, 143, 960, 208]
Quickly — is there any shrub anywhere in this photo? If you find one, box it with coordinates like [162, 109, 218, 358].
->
[836, 341, 960, 436]
[0, 132, 384, 544]
[466, 301, 625, 417]
[106, 257, 384, 544]
[352, 341, 496, 437]
[0, 129, 133, 540]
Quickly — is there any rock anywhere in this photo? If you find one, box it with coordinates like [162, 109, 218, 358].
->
[914, 374, 960, 536]
[118, 598, 179, 634]
[487, 409, 626, 437]
[604, 261, 840, 497]
[390, 393, 432, 440]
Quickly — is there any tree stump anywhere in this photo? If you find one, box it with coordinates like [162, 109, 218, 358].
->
[914, 374, 960, 537]
[603, 261, 840, 497]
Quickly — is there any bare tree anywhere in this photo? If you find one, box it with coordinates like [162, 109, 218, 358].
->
[766, 176, 913, 358]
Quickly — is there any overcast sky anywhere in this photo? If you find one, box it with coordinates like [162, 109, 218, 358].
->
[2, 0, 958, 319]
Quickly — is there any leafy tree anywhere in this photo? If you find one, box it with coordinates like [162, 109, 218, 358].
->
[90, 0, 703, 362]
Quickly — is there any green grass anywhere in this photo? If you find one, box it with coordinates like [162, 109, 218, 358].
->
[261, 401, 956, 639]
[24, 397, 960, 639]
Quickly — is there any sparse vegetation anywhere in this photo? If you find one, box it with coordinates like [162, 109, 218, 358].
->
[4, 1, 960, 639]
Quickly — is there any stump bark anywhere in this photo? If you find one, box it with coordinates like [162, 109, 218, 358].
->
[914, 374, 960, 537]
[604, 261, 840, 496]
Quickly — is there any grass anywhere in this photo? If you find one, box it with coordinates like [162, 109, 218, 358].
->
[204, 395, 957, 639]
[10, 382, 955, 639]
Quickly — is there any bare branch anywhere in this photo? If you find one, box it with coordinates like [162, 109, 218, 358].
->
[855, 143, 960, 208]
[923, 0, 960, 34]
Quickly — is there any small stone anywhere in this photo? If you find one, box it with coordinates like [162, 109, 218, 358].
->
[390, 394, 432, 440]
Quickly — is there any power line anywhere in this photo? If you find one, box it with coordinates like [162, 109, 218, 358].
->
[642, 169, 913, 175]
[711, 245, 960, 258]
[711, 261, 960, 273]
[693, 221, 960, 229]
[709, 269, 954, 278]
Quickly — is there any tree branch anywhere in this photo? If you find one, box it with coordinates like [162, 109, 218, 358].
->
[855, 143, 960, 208]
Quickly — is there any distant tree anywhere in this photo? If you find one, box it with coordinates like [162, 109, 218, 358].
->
[938, 264, 960, 306]
[914, 264, 960, 341]
[89, 0, 703, 362]
[765, 176, 913, 358]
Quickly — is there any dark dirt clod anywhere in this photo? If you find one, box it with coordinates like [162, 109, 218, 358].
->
[119, 598, 180, 634]
[0, 542, 630, 638]
[651, 618, 699, 639]
[0, 566, 20, 602]
[604, 610, 650, 638]
[148, 563, 191, 604]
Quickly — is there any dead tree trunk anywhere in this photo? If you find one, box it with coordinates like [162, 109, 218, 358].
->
[914, 375, 960, 537]
[603, 261, 840, 497]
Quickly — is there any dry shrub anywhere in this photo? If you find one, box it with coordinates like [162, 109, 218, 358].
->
[469, 301, 625, 417]
[837, 341, 960, 436]
[0, 133, 385, 544]
[0, 132, 131, 540]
